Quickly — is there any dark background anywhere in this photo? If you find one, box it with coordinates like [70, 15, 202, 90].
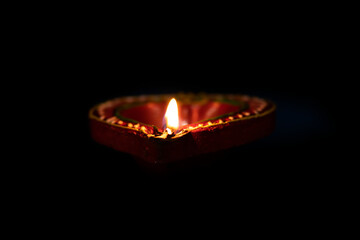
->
[44, 8, 340, 210]
[5, 3, 348, 233]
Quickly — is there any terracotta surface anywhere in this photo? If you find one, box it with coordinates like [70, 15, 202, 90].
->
[89, 93, 276, 164]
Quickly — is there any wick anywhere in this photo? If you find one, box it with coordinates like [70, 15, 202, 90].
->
[165, 128, 176, 138]
[165, 128, 173, 135]
[151, 128, 188, 139]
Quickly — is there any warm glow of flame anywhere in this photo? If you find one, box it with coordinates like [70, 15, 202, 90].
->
[165, 98, 179, 133]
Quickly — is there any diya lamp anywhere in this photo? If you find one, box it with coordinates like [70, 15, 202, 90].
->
[89, 93, 276, 165]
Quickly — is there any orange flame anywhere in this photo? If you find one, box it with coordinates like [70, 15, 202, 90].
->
[164, 98, 179, 134]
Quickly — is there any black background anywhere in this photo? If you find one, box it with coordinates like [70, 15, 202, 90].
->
[2, 3, 349, 235]
[40, 8, 341, 216]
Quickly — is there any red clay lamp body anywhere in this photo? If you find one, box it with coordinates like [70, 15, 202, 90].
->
[89, 93, 276, 164]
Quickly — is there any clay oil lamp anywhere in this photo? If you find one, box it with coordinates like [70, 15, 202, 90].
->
[89, 93, 276, 164]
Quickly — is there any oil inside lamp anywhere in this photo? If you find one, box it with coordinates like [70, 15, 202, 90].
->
[164, 98, 179, 135]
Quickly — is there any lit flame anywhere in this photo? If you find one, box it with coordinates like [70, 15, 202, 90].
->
[164, 98, 179, 134]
